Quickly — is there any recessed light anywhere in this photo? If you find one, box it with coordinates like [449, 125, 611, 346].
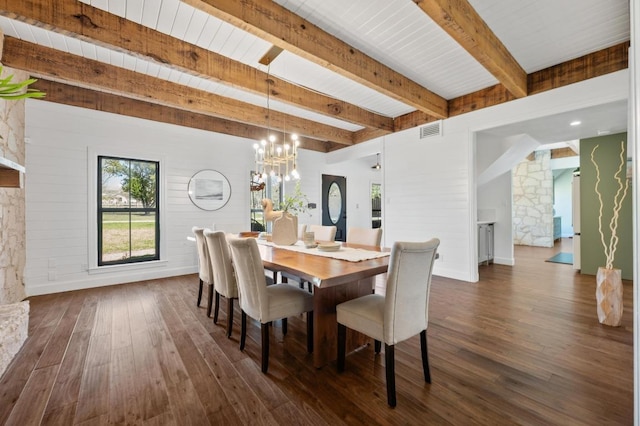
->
[570, 120, 581, 126]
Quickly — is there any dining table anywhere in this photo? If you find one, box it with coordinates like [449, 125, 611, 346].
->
[257, 240, 390, 368]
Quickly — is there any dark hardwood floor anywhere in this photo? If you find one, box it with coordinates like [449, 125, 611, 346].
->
[0, 238, 633, 425]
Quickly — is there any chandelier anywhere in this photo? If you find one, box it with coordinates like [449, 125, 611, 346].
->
[252, 67, 300, 183]
[253, 132, 300, 182]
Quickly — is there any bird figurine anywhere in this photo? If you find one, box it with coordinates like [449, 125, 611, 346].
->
[261, 198, 283, 222]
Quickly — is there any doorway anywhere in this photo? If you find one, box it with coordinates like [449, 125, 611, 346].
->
[322, 174, 347, 241]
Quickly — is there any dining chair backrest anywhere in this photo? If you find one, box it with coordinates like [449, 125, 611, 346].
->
[308, 225, 337, 242]
[213, 223, 245, 234]
[192, 226, 213, 284]
[298, 224, 307, 240]
[204, 230, 238, 299]
[383, 238, 440, 345]
[347, 227, 382, 247]
[228, 237, 269, 322]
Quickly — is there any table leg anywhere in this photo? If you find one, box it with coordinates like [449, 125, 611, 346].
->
[312, 277, 374, 368]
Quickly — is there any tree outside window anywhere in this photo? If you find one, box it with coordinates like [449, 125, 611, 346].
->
[98, 156, 160, 265]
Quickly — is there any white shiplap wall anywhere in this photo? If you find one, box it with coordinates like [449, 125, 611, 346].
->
[24, 101, 256, 296]
[22, 69, 629, 294]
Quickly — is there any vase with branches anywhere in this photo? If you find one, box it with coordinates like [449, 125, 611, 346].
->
[590, 141, 629, 326]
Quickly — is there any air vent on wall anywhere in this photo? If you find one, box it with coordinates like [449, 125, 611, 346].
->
[419, 121, 442, 139]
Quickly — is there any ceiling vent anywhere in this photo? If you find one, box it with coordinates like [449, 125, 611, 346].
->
[419, 121, 442, 139]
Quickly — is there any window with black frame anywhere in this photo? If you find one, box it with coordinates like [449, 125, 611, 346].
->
[98, 156, 160, 266]
[250, 172, 282, 233]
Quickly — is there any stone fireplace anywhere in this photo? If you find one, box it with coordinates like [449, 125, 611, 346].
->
[0, 66, 29, 377]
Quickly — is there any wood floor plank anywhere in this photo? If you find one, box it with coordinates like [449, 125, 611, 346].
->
[36, 293, 84, 369]
[74, 363, 110, 423]
[5, 364, 58, 425]
[0, 325, 55, 424]
[41, 329, 91, 417]
[130, 328, 171, 421]
[108, 345, 141, 424]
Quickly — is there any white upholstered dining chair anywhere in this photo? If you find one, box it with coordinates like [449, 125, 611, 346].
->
[228, 237, 314, 373]
[307, 225, 337, 242]
[192, 226, 214, 317]
[336, 238, 440, 407]
[204, 230, 239, 338]
[347, 227, 382, 247]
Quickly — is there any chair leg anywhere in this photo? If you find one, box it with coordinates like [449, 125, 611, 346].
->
[385, 344, 396, 407]
[306, 311, 314, 353]
[337, 323, 346, 372]
[213, 291, 220, 324]
[374, 340, 381, 353]
[261, 323, 270, 373]
[420, 330, 431, 383]
[282, 318, 288, 335]
[240, 311, 247, 351]
[206, 284, 214, 317]
[197, 278, 203, 306]
[226, 297, 234, 338]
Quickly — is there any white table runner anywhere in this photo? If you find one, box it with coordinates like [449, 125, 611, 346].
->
[256, 240, 390, 262]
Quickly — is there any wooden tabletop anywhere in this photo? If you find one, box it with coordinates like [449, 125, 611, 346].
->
[258, 242, 390, 288]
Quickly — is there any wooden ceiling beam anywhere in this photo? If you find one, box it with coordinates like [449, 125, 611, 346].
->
[528, 41, 629, 95]
[30, 79, 332, 152]
[395, 42, 630, 130]
[0, 0, 392, 132]
[2, 37, 354, 145]
[413, 0, 527, 98]
[184, 0, 448, 118]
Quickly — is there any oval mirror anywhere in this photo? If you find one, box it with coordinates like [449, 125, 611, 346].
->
[328, 182, 342, 224]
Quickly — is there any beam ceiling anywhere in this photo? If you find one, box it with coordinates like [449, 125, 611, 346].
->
[1, 36, 354, 145]
[183, 0, 449, 118]
[413, 0, 527, 98]
[0, 0, 394, 133]
[0, 1, 630, 153]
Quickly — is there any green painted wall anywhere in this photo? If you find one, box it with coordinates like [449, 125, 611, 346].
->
[580, 133, 633, 280]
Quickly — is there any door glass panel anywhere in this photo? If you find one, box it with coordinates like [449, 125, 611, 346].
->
[328, 182, 342, 224]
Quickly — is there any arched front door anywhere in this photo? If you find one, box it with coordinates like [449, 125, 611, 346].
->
[322, 174, 347, 241]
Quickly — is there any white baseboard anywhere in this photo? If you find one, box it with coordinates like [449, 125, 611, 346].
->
[26, 266, 197, 297]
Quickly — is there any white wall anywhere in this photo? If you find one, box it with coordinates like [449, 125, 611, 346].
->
[25, 101, 257, 296]
[24, 69, 630, 294]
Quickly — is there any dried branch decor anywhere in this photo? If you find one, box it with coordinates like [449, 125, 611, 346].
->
[590, 141, 629, 269]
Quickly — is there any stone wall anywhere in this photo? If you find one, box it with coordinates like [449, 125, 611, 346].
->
[0, 67, 28, 378]
[512, 150, 554, 247]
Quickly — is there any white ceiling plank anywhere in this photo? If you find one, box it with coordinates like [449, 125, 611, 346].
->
[155, 0, 181, 34]
[79, 40, 98, 61]
[194, 16, 220, 49]
[145, 61, 162, 79]
[30, 25, 53, 48]
[95, 45, 112, 64]
[140, 0, 162, 28]
[170, 2, 195, 40]
[109, 50, 125, 69]
[121, 53, 137, 71]
[106, 0, 126, 18]
[133, 58, 149, 75]
[7, 19, 38, 44]
[89, 0, 108, 11]
[183, 8, 209, 45]
[64, 36, 84, 58]
[125, 0, 145, 24]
